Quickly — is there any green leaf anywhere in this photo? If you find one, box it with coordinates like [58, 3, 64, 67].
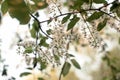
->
[110, 2, 120, 18]
[62, 62, 71, 76]
[53, 54, 59, 61]
[24, 47, 33, 53]
[70, 0, 87, 10]
[38, 78, 44, 80]
[93, 0, 107, 4]
[110, 1, 120, 11]
[87, 12, 104, 22]
[30, 27, 36, 38]
[26, 67, 33, 70]
[67, 15, 79, 30]
[20, 72, 31, 77]
[33, 20, 39, 32]
[38, 57, 47, 70]
[67, 54, 75, 57]
[8, 1, 30, 24]
[1, 0, 8, 15]
[97, 19, 107, 31]
[46, 29, 52, 35]
[33, 58, 37, 68]
[39, 37, 49, 47]
[62, 14, 71, 24]
[71, 59, 81, 69]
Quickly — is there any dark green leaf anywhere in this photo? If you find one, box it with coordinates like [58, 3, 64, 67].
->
[93, 0, 107, 4]
[62, 62, 71, 76]
[35, 12, 39, 17]
[67, 54, 75, 57]
[62, 14, 71, 24]
[87, 12, 104, 22]
[38, 78, 44, 80]
[97, 19, 107, 31]
[33, 58, 37, 68]
[71, 59, 81, 69]
[20, 72, 31, 77]
[110, 1, 120, 11]
[24, 47, 33, 53]
[67, 15, 79, 30]
[1, 0, 8, 15]
[110, 2, 120, 18]
[26, 67, 33, 70]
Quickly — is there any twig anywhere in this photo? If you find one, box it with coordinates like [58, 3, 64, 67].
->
[81, 14, 98, 47]
[29, 13, 53, 39]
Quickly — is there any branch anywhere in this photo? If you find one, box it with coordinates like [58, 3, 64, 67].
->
[29, 13, 53, 39]
[39, 10, 120, 25]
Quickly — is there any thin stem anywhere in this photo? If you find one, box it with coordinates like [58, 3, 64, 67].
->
[99, 10, 120, 22]
[81, 14, 98, 47]
[89, 0, 93, 9]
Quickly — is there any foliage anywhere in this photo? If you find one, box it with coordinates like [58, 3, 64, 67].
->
[0, 0, 120, 80]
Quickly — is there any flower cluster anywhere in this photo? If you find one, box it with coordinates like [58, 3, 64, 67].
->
[80, 20, 104, 48]
[108, 18, 120, 32]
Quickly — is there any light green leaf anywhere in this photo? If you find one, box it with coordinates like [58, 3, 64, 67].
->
[62, 62, 71, 76]
[97, 19, 107, 31]
[67, 15, 79, 30]
[32, 20, 39, 32]
[38, 57, 47, 70]
[54, 54, 59, 61]
[39, 37, 49, 47]
[1, 0, 8, 15]
[8, 1, 30, 24]
[62, 14, 71, 24]
[24, 47, 33, 53]
[71, 59, 81, 69]
[87, 12, 104, 22]
[20, 72, 31, 77]
[30, 27, 36, 38]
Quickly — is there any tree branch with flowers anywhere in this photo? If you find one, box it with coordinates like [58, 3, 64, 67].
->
[0, 0, 120, 80]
